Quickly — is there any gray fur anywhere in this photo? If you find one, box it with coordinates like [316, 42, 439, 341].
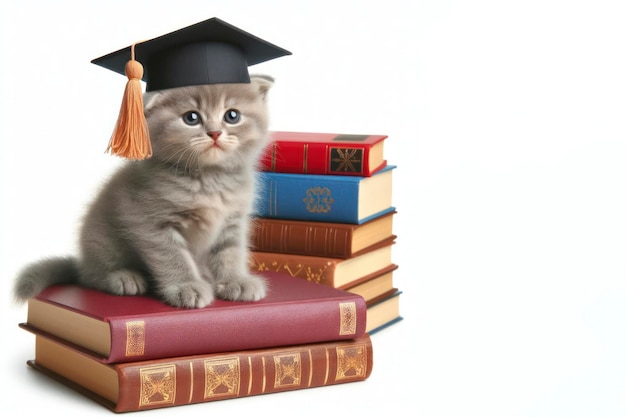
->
[13, 75, 274, 308]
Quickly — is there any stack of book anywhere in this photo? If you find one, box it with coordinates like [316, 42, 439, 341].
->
[250, 131, 403, 334]
[18, 272, 374, 412]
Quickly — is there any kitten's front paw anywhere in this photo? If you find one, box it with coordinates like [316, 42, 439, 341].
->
[161, 281, 215, 308]
[105, 270, 148, 295]
[216, 274, 267, 302]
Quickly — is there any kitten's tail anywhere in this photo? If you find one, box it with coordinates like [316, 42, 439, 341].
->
[13, 256, 80, 303]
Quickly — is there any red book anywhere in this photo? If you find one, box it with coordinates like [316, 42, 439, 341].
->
[261, 131, 388, 176]
[20, 272, 366, 363]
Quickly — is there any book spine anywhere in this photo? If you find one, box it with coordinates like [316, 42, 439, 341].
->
[262, 141, 372, 176]
[255, 172, 361, 223]
[106, 294, 366, 363]
[251, 219, 354, 258]
[249, 251, 340, 287]
[115, 335, 373, 411]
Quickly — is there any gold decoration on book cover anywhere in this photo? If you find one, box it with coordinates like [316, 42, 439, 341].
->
[204, 357, 241, 399]
[139, 364, 176, 407]
[336, 342, 368, 381]
[339, 301, 357, 335]
[273, 352, 302, 388]
[303, 186, 335, 213]
[250, 257, 332, 285]
[330, 147, 363, 173]
[125, 320, 145, 357]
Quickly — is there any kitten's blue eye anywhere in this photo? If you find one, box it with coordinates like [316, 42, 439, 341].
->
[224, 109, 241, 124]
[183, 111, 201, 125]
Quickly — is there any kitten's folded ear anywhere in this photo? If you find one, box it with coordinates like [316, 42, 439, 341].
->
[250, 74, 274, 100]
[143, 91, 165, 116]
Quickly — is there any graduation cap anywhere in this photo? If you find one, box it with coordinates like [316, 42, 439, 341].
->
[91, 17, 291, 160]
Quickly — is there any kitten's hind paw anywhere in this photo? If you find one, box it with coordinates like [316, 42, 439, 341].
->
[105, 270, 148, 295]
[216, 274, 267, 302]
[161, 281, 215, 308]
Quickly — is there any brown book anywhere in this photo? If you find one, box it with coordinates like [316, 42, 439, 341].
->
[28, 333, 373, 413]
[249, 239, 395, 289]
[250, 211, 396, 258]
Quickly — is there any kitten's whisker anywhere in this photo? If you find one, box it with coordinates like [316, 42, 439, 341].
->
[175, 147, 194, 174]
[190, 147, 204, 173]
[157, 143, 197, 175]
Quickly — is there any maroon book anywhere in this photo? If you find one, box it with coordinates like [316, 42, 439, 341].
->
[20, 272, 366, 363]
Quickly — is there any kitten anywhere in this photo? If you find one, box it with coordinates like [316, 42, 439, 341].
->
[13, 75, 274, 308]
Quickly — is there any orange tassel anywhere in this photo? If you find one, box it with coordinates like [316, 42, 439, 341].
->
[106, 45, 152, 160]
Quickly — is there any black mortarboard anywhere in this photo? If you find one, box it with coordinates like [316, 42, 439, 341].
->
[92, 17, 291, 91]
[91, 17, 291, 160]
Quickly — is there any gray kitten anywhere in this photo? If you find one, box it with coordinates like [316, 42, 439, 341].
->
[13, 75, 274, 308]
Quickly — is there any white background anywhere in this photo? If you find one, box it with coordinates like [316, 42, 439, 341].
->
[1, 1, 625, 416]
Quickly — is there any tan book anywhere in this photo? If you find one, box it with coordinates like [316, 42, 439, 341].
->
[365, 290, 403, 334]
[344, 265, 398, 303]
[249, 239, 395, 289]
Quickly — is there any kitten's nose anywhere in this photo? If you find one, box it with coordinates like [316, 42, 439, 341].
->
[208, 131, 222, 141]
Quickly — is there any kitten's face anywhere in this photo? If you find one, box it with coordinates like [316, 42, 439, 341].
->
[144, 76, 273, 170]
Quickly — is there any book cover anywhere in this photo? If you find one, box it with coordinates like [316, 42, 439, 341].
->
[255, 164, 396, 224]
[249, 239, 395, 289]
[250, 211, 396, 258]
[261, 131, 388, 176]
[20, 272, 366, 364]
[28, 333, 373, 412]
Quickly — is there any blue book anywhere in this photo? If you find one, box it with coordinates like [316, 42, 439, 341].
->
[255, 165, 396, 224]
